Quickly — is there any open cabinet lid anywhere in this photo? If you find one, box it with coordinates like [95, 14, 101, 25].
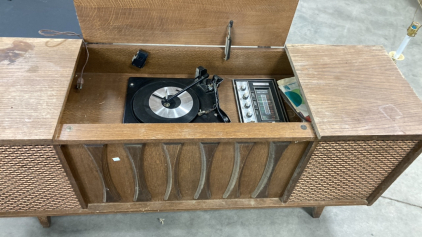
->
[73, 0, 298, 46]
[0, 37, 82, 144]
[286, 44, 422, 139]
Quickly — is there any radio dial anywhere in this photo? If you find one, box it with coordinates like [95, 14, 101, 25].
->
[234, 79, 287, 123]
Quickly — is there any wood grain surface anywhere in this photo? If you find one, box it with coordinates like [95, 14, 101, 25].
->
[106, 144, 136, 202]
[0, 38, 81, 144]
[143, 143, 167, 201]
[37, 216, 51, 228]
[286, 44, 422, 139]
[61, 145, 105, 203]
[178, 143, 202, 200]
[281, 141, 317, 203]
[84, 145, 122, 202]
[251, 142, 290, 198]
[238, 142, 269, 198]
[56, 123, 315, 144]
[210, 142, 236, 199]
[80, 45, 293, 75]
[312, 206, 324, 218]
[195, 143, 219, 199]
[0, 199, 368, 218]
[73, 0, 298, 46]
[162, 143, 183, 201]
[223, 142, 253, 198]
[87, 198, 366, 212]
[62, 141, 311, 203]
[267, 141, 310, 198]
[54, 145, 87, 208]
[124, 144, 152, 201]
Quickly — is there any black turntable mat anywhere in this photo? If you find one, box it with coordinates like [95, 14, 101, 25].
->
[132, 81, 200, 123]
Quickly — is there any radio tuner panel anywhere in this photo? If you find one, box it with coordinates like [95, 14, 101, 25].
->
[233, 79, 288, 123]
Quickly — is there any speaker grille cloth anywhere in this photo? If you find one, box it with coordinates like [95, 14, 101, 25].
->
[288, 140, 417, 202]
[0, 145, 81, 212]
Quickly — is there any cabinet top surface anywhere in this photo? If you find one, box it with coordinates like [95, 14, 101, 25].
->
[286, 44, 422, 139]
[73, 0, 298, 46]
[0, 37, 82, 144]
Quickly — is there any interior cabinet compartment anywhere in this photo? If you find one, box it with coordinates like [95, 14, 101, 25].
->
[59, 45, 303, 124]
[57, 44, 312, 133]
[54, 43, 316, 205]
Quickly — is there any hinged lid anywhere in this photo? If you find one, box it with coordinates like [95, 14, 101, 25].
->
[286, 44, 422, 139]
[73, 0, 299, 46]
[0, 37, 82, 144]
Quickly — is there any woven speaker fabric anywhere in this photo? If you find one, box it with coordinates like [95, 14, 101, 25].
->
[0, 145, 81, 212]
[288, 140, 417, 202]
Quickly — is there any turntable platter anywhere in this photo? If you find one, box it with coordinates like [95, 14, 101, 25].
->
[149, 87, 193, 119]
[132, 81, 200, 123]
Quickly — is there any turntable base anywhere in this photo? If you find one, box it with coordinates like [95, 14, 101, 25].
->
[123, 75, 229, 124]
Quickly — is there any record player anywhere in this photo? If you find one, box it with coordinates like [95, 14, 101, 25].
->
[3, 0, 421, 225]
[123, 66, 230, 123]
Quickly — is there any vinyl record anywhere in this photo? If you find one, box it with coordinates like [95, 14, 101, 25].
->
[132, 81, 200, 123]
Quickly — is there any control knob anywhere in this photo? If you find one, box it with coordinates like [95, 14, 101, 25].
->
[244, 102, 251, 108]
[246, 111, 253, 118]
[243, 93, 249, 99]
[240, 85, 247, 91]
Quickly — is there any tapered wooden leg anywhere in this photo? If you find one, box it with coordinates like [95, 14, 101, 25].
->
[37, 216, 51, 228]
[312, 206, 325, 218]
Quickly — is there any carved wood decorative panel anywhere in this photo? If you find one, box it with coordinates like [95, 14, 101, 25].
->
[85, 145, 122, 202]
[62, 141, 309, 203]
[124, 144, 151, 202]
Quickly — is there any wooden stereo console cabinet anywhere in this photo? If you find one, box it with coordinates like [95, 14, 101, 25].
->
[1, 0, 422, 228]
